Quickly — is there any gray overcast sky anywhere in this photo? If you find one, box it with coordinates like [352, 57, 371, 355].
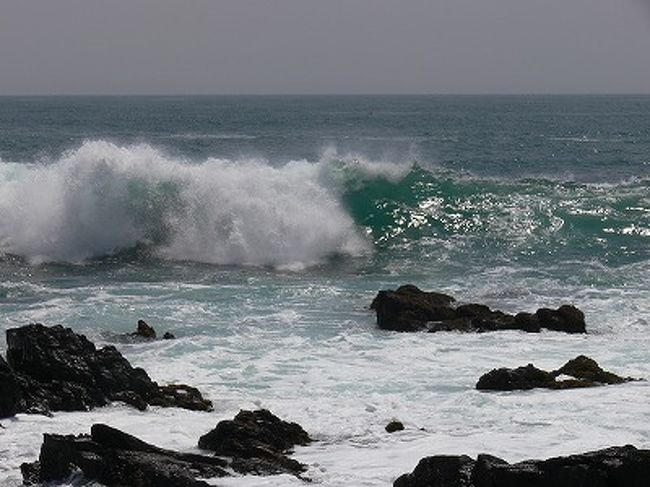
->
[1, 0, 649, 95]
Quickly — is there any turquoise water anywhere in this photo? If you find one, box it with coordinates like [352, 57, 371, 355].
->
[0, 96, 649, 486]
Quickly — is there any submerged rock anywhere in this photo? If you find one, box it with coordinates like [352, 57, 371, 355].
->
[371, 285, 586, 333]
[1, 323, 212, 417]
[394, 445, 650, 487]
[133, 319, 157, 339]
[22, 423, 229, 487]
[198, 409, 312, 476]
[386, 420, 405, 433]
[476, 355, 637, 391]
[123, 320, 176, 341]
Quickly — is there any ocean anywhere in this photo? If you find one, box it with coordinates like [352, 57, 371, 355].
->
[0, 95, 648, 485]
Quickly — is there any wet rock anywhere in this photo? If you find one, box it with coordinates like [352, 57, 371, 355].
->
[370, 285, 456, 332]
[22, 423, 229, 487]
[386, 420, 405, 433]
[554, 355, 628, 385]
[394, 455, 476, 487]
[132, 319, 157, 339]
[536, 305, 586, 334]
[513, 312, 541, 332]
[476, 355, 636, 391]
[149, 384, 213, 411]
[476, 364, 556, 391]
[0, 355, 20, 418]
[198, 409, 312, 476]
[163, 331, 176, 339]
[394, 445, 650, 487]
[371, 285, 586, 333]
[2, 323, 212, 416]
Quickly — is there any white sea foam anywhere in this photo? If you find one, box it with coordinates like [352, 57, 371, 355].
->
[0, 141, 419, 266]
[1, 326, 648, 487]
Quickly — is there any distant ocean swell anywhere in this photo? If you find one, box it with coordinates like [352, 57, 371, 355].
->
[0, 140, 647, 267]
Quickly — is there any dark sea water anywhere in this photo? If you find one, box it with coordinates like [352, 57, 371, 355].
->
[0, 96, 648, 486]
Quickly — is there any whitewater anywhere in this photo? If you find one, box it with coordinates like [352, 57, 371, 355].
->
[0, 95, 649, 486]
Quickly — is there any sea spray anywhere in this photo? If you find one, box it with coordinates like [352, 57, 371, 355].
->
[1, 140, 648, 268]
[0, 141, 402, 266]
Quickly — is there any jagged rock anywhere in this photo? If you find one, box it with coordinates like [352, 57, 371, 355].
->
[21, 423, 229, 487]
[132, 319, 157, 339]
[2, 324, 212, 416]
[198, 409, 312, 476]
[371, 285, 586, 333]
[149, 384, 213, 411]
[386, 420, 405, 433]
[476, 355, 637, 391]
[163, 331, 176, 340]
[554, 355, 627, 385]
[394, 445, 650, 487]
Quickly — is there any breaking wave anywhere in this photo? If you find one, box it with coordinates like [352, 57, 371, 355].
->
[0, 141, 396, 267]
[0, 141, 648, 268]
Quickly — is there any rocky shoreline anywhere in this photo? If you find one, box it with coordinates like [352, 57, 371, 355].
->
[22, 410, 312, 486]
[0, 323, 211, 418]
[1, 285, 647, 486]
[394, 445, 650, 487]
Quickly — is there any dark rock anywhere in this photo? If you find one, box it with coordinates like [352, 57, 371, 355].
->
[163, 331, 176, 339]
[386, 420, 405, 433]
[553, 355, 628, 385]
[149, 384, 213, 412]
[371, 285, 586, 334]
[536, 305, 586, 334]
[513, 312, 541, 333]
[2, 323, 212, 416]
[394, 446, 650, 487]
[394, 454, 476, 487]
[476, 364, 556, 391]
[0, 355, 20, 418]
[370, 285, 456, 332]
[133, 319, 157, 339]
[198, 409, 312, 476]
[22, 423, 229, 487]
[20, 461, 40, 485]
[476, 356, 637, 391]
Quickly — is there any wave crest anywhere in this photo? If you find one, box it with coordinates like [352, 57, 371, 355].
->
[0, 141, 389, 267]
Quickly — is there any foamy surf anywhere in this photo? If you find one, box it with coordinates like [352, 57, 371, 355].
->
[0, 141, 411, 266]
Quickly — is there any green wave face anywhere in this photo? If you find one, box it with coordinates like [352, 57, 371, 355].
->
[340, 163, 649, 269]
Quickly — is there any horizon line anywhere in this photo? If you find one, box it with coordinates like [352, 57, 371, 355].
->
[1, 92, 649, 98]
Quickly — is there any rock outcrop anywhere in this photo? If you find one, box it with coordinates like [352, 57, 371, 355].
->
[22, 423, 229, 487]
[198, 409, 312, 476]
[127, 319, 176, 340]
[0, 324, 211, 418]
[476, 355, 637, 391]
[22, 411, 314, 485]
[371, 285, 586, 333]
[0, 355, 19, 418]
[132, 319, 157, 339]
[394, 445, 650, 487]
